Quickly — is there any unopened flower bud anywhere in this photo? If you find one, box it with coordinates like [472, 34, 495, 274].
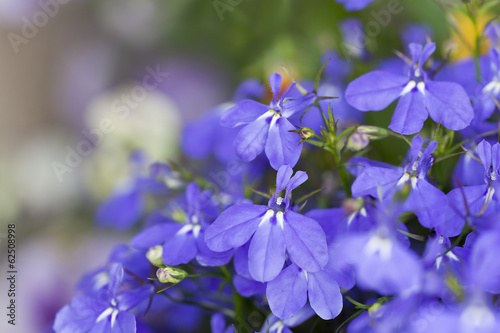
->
[156, 266, 187, 284]
[356, 126, 388, 140]
[146, 245, 164, 267]
[346, 131, 369, 151]
[299, 127, 315, 140]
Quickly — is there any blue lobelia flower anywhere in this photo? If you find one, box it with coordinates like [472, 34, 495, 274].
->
[478, 48, 500, 116]
[210, 313, 235, 333]
[132, 182, 233, 267]
[345, 42, 474, 134]
[205, 165, 328, 282]
[265, 247, 344, 320]
[53, 263, 153, 333]
[441, 140, 500, 237]
[335, 0, 377, 11]
[350, 135, 447, 229]
[220, 73, 316, 170]
[334, 200, 423, 296]
[340, 18, 371, 61]
[78, 244, 151, 297]
[485, 20, 500, 48]
[96, 152, 168, 230]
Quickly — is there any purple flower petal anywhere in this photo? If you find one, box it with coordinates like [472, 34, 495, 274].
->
[418, 42, 436, 71]
[265, 116, 302, 170]
[248, 214, 286, 282]
[336, 0, 377, 11]
[477, 140, 491, 172]
[345, 71, 408, 111]
[205, 204, 268, 251]
[470, 231, 500, 293]
[388, 90, 428, 134]
[266, 264, 308, 319]
[269, 73, 282, 99]
[220, 100, 269, 128]
[108, 263, 124, 296]
[283, 211, 328, 272]
[405, 179, 447, 228]
[440, 185, 489, 237]
[53, 295, 103, 333]
[351, 167, 402, 198]
[234, 115, 271, 162]
[307, 271, 342, 320]
[115, 311, 136, 333]
[162, 229, 198, 265]
[131, 223, 182, 249]
[195, 230, 233, 267]
[233, 275, 266, 297]
[424, 81, 474, 131]
[276, 165, 293, 193]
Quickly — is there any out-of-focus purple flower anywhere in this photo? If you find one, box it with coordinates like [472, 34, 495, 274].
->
[346, 42, 474, 134]
[132, 182, 233, 266]
[478, 49, 500, 116]
[335, 0, 377, 12]
[484, 20, 500, 47]
[340, 18, 370, 61]
[96, 152, 168, 230]
[402, 24, 432, 48]
[210, 313, 236, 333]
[53, 264, 153, 333]
[181, 79, 266, 164]
[335, 200, 423, 295]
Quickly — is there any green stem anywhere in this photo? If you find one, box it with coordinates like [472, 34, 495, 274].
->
[220, 266, 249, 333]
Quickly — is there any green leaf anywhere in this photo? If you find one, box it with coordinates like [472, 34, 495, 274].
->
[335, 309, 365, 333]
[313, 58, 330, 93]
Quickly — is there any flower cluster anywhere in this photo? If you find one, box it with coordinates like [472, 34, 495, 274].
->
[54, 8, 500, 333]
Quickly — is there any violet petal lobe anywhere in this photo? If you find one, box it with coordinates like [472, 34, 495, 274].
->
[220, 100, 269, 128]
[248, 215, 286, 282]
[345, 71, 408, 111]
[283, 211, 328, 272]
[265, 116, 302, 170]
[204, 204, 268, 252]
[307, 270, 343, 320]
[424, 81, 474, 131]
[234, 115, 271, 162]
[388, 90, 428, 135]
[266, 264, 308, 320]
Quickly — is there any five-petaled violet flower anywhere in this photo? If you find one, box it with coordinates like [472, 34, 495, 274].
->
[205, 165, 328, 282]
[220, 73, 316, 170]
[345, 42, 474, 134]
[131, 182, 233, 267]
[351, 135, 447, 228]
[441, 140, 500, 236]
[53, 264, 153, 333]
[350, 135, 447, 229]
